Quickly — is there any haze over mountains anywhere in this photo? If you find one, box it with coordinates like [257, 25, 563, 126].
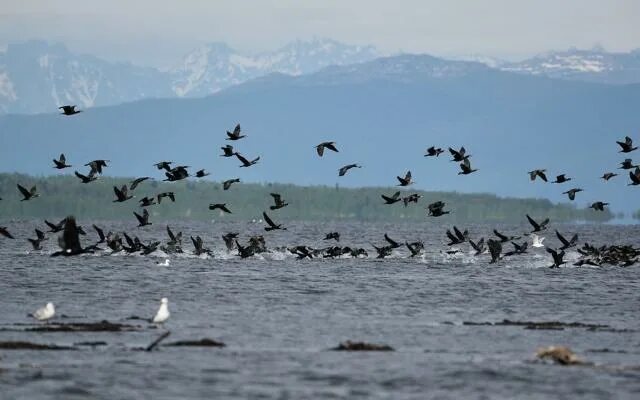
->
[1, 38, 640, 114]
[2, 52, 639, 214]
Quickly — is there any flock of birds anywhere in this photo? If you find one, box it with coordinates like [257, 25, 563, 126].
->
[1, 105, 639, 273]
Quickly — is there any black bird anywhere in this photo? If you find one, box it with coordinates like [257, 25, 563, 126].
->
[425, 146, 444, 157]
[166, 226, 183, 246]
[223, 178, 240, 190]
[226, 124, 245, 140]
[384, 233, 402, 249]
[487, 239, 502, 263]
[402, 193, 422, 207]
[269, 193, 289, 210]
[0, 226, 14, 239]
[381, 191, 402, 205]
[157, 192, 175, 203]
[85, 160, 109, 175]
[504, 241, 528, 257]
[406, 241, 424, 257]
[209, 203, 232, 214]
[528, 169, 548, 182]
[397, 171, 413, 186]
[617, 136, 637, 153]
[59, 105, 82, 115]
[235, 240, 254, 258]
[316, 141, 339, 157]
[526, 214, 549, 233]
[449, 146, 470, 162]
[547, 248, 566, 269]
[154, 161, 173, 171]
[134, 209, 152, 227]
[446, 226, 468, 245]
[235, 153, 260, 167]
[164, 165, 189, 181]
[53, 153, 71, 169]
[372, 244, 393, 259]
[74, 170, 97, 184]
[556, 230, 578, 250]
[469, 237, 485, 255]
[338, 164, 361, 177]
[195, 169, 210, 178]
[458, 158, 478, 175]
[619, 159, 638, 170]
[27, 235, 43, 250]
[263, 212, 285, 231]
[113, 185, 133, 202]
[45, 218, 66, 233]
[51, 216, 93, 256]
[17, 184, 39, 201]
[563, 188, 583, 201]
[324, 232, 340, 242]
[139, 196, 157, 207]
[92, 224, 105, 243]
[130, 177, 151, 190]
[552, 174, 571, 184]
[601, 172, 618, 181]
[220, 145, 235, 157]
[589, 201, 609, 211]
[191, 236, 211, 256]
[222, 232, 239, 251]
[627, 168, 640, 186]
[427, 201, 450, 217]
[493, 229, 521, 243]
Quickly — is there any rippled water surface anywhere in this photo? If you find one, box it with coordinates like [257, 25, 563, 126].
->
[1, 220, 639, 399]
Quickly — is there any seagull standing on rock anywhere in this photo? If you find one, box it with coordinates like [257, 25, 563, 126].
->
[152, 298, 170, 324]
[32, 302, 55, 322]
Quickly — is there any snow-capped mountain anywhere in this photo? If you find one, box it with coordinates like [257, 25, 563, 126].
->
[0, 40, 171, 114]
[170, 38, 379, 97]
[498, 47, 640, 84]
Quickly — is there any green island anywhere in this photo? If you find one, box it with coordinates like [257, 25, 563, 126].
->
[0, 173, 612, 222]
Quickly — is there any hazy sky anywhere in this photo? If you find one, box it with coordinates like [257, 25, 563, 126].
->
[1, 0, 638, 67]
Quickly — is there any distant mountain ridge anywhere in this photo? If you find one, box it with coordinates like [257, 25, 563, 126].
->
[1, 40, 639, 115]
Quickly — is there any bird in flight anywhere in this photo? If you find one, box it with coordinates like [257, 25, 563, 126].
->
[425, 146, 444, 157]
[52, 153, 71, 169]
[397, 171, 413, 186]
[235, 153, 260, 167]
[59, 105, 82, 115]
[601, 172, 618, 181]
[113, 185, 133, 202]
[269, 193, 289, 210]
[226, 124, 246, 140]
[129, 177, 151, 190]
[458, 158, 478, 175]
[528, 169, 547, 182]
[316, 141, 339, 157]
[551, 174, 571, 184]
[339, 164, 361, 177]
[381, 191, 402, 205]
[134, 209, 152, 227]
[74, 170, 97, 184]
[589, 201, 609, 211]
[563, 188, 583, 201]
[263, 212, 286, 231]
[209, 203, 232, 214]
[526, 214, 549, 232]
[223, 178, 240, 190]
[17, 184, 39, 201]
[616, 136, 637, 153]
[157, 192, 175, 203]
[220, 145, 235, 157]
[449, 146, 470, 162]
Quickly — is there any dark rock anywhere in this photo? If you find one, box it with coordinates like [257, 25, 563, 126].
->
[0, 341, 73, 350]
[26, 320, 140, 332]
[331, 341, 394, 351]
[165, 338, 226, 347]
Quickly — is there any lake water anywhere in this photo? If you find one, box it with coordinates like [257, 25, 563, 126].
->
[0, 220, 639, 399]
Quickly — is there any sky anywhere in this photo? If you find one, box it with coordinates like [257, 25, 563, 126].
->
[0, 0, 639, 67]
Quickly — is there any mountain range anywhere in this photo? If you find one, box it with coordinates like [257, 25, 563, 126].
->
[1, 53, 639, 214]
[1, 39, 639, 114]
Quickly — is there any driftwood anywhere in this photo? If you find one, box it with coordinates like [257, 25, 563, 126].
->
[463, 319, 609, 330]
[165, 338, 225, 347]
[26, 320, 140, 332]
[0, 341, 73, 350]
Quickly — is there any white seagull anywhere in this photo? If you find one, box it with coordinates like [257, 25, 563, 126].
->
[32, 302, 55, 321]
[156, 259, 170, 266]
[152, 298, 170, 324]
[531, 234, 545, 248]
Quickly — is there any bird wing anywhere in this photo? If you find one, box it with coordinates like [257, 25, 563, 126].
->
[113, 186, 123, 199]
[384, 233, 399, 247]
[493, 229, 508, 241]
[526, 214, 540, 230]
[555, 230, 569, 247]
[316, 145, 324, 157]
[93, 224, 105, 240]
[325, 143, 338, 152]
[391, 191, 401, 200]
[251, 156, 260, 164]
[60, 216, 82, 253]
[446, 230, 458, 243]
[233, 124, 241, 135]
[133, 211, 145, 225]
[17, 184, 30, 198]
[270, 193, 281, 203]
[263, 212, 276, 227]
[235, 153, 250, 165]
[167, 226, 176, 242]
[630, 171, 640, 184]
[339, 166, 347, 176]
[59, 154, 66, 164]
[538, 171, 548, 182]
[453, 226, 465, 241]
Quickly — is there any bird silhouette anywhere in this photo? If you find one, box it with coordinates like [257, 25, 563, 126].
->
[53, 153, 71, 169]
[17, 184, 39, 201]
[85, 160, 109, 175]
[74, 170, 97, 184]
[601, 172, 618, 181]
[552, 174, 571, 184]
[425, 146, 444, 157]
[397, 171, 413, 186]
[589, 201, 609, 211]
[223, 178, 240, 190]
[381, 191, 402, 205]
[526, 214, 549, 232]
[0, 226, 14, 239]
[220, 145, 235, 157]
[58, 105, 82, 115]
[209, 203, 232, 214]
[226, 124, 245, 140]
[134, 209, 152, 227]
[263, 212, 285, 231]
[458, 158, 478, 175]
[617, 136, 637, 153]
[528, 169, 548, 182]
[449, 146, 470, 162]
[235, 153, 259, 167]
[113, 185, 133, 202]
[129, 177, 151, 190]
[316, 142, 339, 157]
[195, 169, 210, 178]
[339, 164, 361, 176]
[269, 193, 289, 210]
[157, 192, 175, 203]
[563, 188, 583, 201]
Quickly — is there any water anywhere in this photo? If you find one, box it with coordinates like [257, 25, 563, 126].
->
[0, 220, 639, 399]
